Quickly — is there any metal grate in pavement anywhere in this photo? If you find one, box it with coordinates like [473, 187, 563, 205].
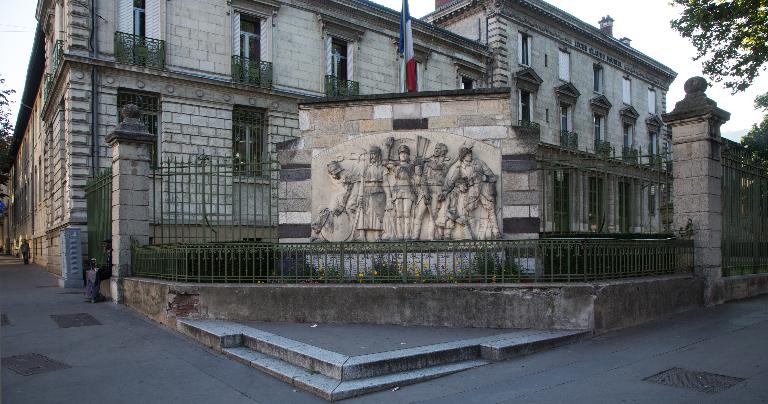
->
[644, 367, 745, 394]
[1, 314, 9, 326]
[59, 291, 85, 295]
[2, 353, 71, 376]
[50, 313, 101, 328]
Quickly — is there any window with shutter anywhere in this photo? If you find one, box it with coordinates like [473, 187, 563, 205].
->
[593, 65, 602, 93]
[133, 0, 146, 37]
[117, 0, 133, 33]
[622, 78, 631, 104]
[518, 33, 531, 66]
[558, 51, 570, 81]
[145, 0, 161, 39]
[648, 89, 656, 114]
[519, 90, 531, 123]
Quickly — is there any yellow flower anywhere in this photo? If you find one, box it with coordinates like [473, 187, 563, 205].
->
[373, 271, 379, 276]
[358, 273, 364, 277]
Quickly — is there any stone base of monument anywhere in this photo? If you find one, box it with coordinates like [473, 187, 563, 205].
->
[177, 319, 589, 401]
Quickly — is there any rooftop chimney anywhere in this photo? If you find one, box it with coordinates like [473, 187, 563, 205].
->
[435, 0, 453, 10]
[599, 15, 614, 36]
[619, 37, 632, 47]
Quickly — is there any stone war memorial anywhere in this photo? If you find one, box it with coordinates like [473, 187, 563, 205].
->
[311, 133, 502, 242]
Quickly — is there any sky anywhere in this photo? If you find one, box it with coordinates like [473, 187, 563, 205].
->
[2, 0, 765, 141]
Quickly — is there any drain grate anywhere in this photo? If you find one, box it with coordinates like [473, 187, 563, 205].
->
[2, 353, 71, 376]
[59, 291, 85, 295]
[1, 314, 9, 326]
[50, 313, 101, 328]
[644, 367, 745, 394]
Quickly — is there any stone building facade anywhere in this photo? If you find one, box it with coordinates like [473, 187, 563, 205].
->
[7, 0, 676, 276]
[426, 0, 677, 234]
[7, 0, 489, 274]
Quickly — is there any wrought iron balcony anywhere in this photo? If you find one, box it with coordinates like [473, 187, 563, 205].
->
[560, 131, 579, 150]
[622, 146, 640, 163]
[114, 32, 166, 69]
[594, 139, 613, 158]
[232, 56, 273, 88]
[647, 154, 664, 168]
[517, 120, 540, 130]
[51, 40, 64, 73]
[325, 75, 360, 97]
[44, 73, 53, 101]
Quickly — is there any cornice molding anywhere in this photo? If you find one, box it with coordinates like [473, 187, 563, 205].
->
[555, 82, 580, 105]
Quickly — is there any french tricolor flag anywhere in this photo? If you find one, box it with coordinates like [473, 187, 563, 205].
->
[399, 0, 417, 92]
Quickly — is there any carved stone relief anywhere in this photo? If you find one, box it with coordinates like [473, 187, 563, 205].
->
[311, 132, 502, 242]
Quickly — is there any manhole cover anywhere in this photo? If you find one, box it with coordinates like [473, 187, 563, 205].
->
[50, 313, 101, 328]
[644, 367, 745, 394]
[1, 314, 9, 326]
[58, 291, 84, 295]
[2, 353, 71, 376]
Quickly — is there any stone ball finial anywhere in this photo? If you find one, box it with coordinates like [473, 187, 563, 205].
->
[120, 104, 141, 122]
[684, 76, 708, 95]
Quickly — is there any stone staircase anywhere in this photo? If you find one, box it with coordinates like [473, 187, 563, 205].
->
[178, 319, 589, 401]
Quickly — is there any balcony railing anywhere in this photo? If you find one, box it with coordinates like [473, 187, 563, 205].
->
[114, 32, 166, 69]
[647, 154, 664, 168]
[44, 73, 53, 101]
[560, 131, 579, 150]
[325, 75, 360, 97]
[517, 120, 540, 130]
[594, 139, 613, 158]
[232, 56, 273, 88]
[622, 146, 640, 163]
[51, 40, 64, 73]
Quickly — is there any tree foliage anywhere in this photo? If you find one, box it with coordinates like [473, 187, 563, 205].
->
[0, 76, 14, 186]
[740, 94, 768, 161]
[670, 0, 768, 93]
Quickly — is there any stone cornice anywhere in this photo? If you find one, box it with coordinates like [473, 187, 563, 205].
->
[513, 67, 543, 92]
[555, 82, 580, 105]
[590, 95, 612, 115]
[620, 105, 640, 123]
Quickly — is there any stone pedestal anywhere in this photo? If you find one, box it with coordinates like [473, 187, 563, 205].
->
[663, 77, 730, 306]
[106, 105, 154, 303]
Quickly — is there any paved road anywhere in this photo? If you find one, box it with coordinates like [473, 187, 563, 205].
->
[2, 260, 767, 403]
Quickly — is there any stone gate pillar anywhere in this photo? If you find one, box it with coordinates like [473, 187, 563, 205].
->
[106, 105, 154, 303]
[662, 77, 730, 306]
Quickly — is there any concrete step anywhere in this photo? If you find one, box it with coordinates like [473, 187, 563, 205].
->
[223, 346, 488, 401]
[177, 319, 590, 401]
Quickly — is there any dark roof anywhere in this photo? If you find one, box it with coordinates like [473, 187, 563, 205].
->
[11, 25, 45, 160]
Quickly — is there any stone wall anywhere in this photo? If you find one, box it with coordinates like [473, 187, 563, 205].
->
[278, 88, 541, 241]
[123, 274, 704, 332]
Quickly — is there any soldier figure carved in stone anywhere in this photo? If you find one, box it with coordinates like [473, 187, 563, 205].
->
[353, 146, 389, 241]
[440, 146, 501, 239]
[386, 143, 417, 240]
[413, 143, 452, 239]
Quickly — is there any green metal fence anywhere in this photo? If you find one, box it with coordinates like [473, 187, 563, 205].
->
[85, 170, 112, 267]
[132, 238, 693, 284]
[149, 155, 279, 245]
[722, 140, 768, 276]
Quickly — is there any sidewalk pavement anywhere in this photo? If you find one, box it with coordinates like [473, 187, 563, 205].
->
[2, 260, 767, 403]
